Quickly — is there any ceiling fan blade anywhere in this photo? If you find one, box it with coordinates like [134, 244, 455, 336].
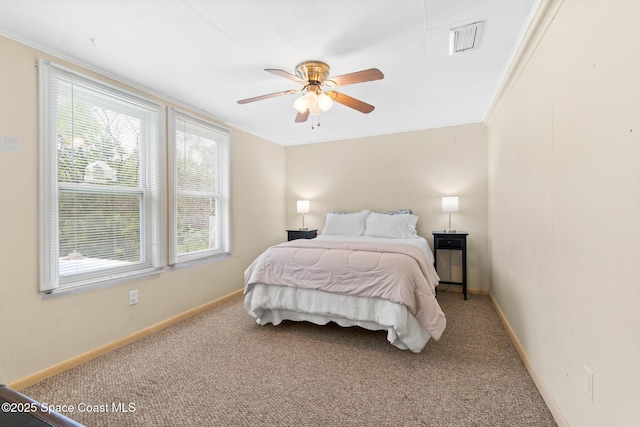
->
[237, 89, 298, 104]
[265, 68, 307, 84]
[295, 109, 310, 123]
[328, 91, 375, 114]
[327, 68, 384, 87]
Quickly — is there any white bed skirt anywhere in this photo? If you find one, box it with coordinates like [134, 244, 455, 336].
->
[244, 283, 432, 352]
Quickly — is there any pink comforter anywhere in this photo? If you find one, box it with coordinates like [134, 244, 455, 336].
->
[244, 239, 446, 340]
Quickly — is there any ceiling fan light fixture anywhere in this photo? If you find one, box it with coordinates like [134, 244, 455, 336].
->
[317, 92, 333, 111]
[293, 96, 307, 113]
[303, 91, 318, 107]
[308, 103, 323, 116]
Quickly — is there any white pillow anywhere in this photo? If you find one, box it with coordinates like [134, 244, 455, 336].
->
[322, 210, 370, 235]
[364, 212, 418, 238]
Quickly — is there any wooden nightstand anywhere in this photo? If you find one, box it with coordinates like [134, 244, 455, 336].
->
[432, 231, 468, 300]
[287, 229, 317, 241]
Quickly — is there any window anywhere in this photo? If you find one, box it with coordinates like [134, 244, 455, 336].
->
[169, 110, 231, 265]
[39, 60, 164, 292]
[39, 61, 232, 294]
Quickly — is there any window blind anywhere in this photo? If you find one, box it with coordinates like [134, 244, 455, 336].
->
[169, 109, 231, 265]
[39, 60, 163, 292]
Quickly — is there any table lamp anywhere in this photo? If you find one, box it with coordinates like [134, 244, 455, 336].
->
[297, 200, 310, 230]
[442, 196, 459, 233]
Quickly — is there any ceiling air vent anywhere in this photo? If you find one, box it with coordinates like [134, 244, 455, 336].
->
[449, 21, 484, 55]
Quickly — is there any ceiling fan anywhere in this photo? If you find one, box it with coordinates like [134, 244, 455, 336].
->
[237, 61, 384, 123]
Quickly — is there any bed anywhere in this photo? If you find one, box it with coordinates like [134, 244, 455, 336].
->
[243, 209, 446, 352]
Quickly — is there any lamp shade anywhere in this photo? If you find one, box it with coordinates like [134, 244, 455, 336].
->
[308, 103, 323, 116]
[297, 200, 310, 214]
[317, 92, 333, 111]
[293, 96, 307, 113]
[303, 91, 318, 107]
[441, 196, 459, 213]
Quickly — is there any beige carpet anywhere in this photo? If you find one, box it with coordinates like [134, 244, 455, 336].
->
[23, 291, 556, 426]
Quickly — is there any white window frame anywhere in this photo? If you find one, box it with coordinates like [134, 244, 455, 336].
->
[168, 109, 231, 265]
[38, 60, 165, 293]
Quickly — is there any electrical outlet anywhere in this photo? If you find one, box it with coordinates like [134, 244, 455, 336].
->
[129, 290, 138, 305]
[583, 365, 593, 401]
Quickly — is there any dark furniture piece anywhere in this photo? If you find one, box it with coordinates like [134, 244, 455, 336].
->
[287, 229, 317, 241]
[432, 231, 468, 300]
[0, 384, 84, 427]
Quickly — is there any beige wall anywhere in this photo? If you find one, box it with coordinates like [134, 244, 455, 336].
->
[285, 123, 489, 291]
[486, 0, 640, 425]
[0, 35, 286, 384]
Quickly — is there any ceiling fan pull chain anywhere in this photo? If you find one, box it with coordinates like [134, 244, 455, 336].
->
[311, 115, 321, 129]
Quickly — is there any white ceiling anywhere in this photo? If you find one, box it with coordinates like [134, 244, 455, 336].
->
[0, 0, 538, 146]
